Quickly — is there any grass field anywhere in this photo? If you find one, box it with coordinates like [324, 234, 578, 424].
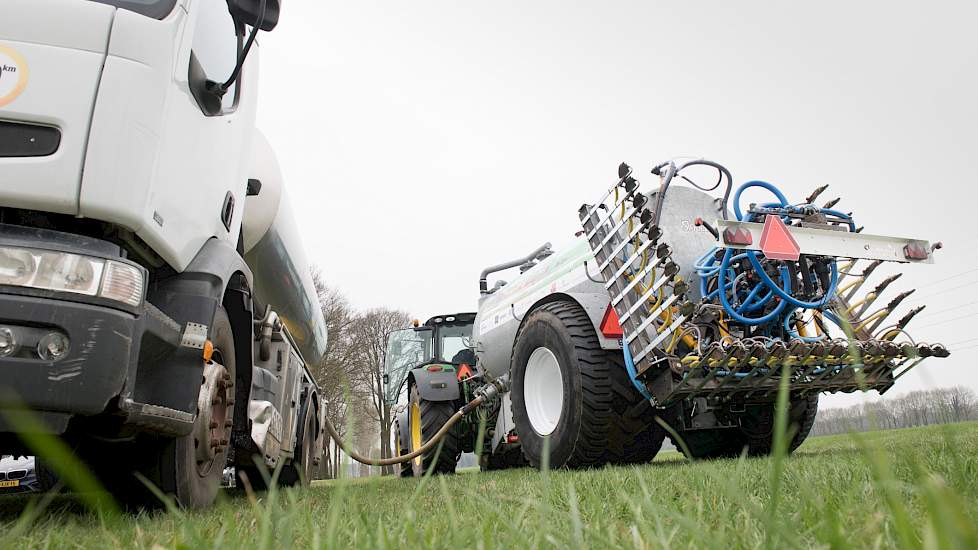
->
[2, 422, 977, 549]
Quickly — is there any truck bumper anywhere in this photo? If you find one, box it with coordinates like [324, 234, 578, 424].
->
[0, 291, 188, 436]
[0, 293, 135, 416]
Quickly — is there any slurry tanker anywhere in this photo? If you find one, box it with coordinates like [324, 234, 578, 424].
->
[385, 159, 949, 473]
[0, 0, 327, 507]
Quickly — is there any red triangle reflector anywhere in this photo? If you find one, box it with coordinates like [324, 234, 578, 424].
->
[600, 304, 624, 338]
[759, 215, 801, 261]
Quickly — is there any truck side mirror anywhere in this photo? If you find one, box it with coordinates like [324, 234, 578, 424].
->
[227, 0, 281, 32]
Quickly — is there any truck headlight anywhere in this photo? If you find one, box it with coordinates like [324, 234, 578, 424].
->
[0, 245, 143, 306]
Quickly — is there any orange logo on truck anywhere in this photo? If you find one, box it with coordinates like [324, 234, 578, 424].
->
[0, 44, 28, 108]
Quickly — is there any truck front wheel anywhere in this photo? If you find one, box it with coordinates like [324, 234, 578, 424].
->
[159, 307, 236, 507]
[511, 301, 613, 469]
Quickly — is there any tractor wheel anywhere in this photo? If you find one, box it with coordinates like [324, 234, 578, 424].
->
[394, 418, 412, 478]
[279, 402, 317, 487]
[511, 300, 613, 469]
[407, 385, 459, 476]
[600, 351, 668, 465]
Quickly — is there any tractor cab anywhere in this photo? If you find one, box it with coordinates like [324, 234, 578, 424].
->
[383, 313, 476, 406]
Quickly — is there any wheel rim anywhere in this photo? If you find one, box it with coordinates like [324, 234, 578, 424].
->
[192, 350, 233, 477]
[410, 400, 422, 468]
[523, 346, 564, 436]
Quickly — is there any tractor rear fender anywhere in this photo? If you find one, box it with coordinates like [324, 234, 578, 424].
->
[407, 367, 461, 403]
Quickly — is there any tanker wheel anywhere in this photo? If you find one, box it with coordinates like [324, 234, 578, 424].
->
[672, 394, 820, 459]
[394, 418, 412, 478]
[741, 394, 820, 455]
[511, 300, 613, 469]
[408, 385, 459, 476]
[600, 351, 668, 465]
[480, 445, 528, 471]
[156, 307, 237, 507]
[279, 403, 317, 487]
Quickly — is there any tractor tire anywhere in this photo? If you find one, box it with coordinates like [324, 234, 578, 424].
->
[600, 351, 668, 465]
[672, 394, 820, 459]
[511, 300, 614, 469]
[394, 419, 412, 478]
[408, 385, 459, 476]
[279, 402, 317, 487]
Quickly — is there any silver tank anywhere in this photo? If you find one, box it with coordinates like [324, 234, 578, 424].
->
[241, 132, 327, 366]
[472, 185, 724, 378]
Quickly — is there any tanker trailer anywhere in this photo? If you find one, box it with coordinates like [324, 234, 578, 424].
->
[0, 0, 324, 508]
[393, 157, 950, 472]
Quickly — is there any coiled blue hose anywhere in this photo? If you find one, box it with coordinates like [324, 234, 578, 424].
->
[697, 179, 842, 330]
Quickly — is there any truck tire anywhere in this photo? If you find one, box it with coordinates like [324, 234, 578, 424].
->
[408, 385, 459, 476]
[279, 402, 316, 487]
[601, 352, 668, 465]
[672, 394, 820, 459]
[511, 300, 613, 469]
[394, 419, 412, 478]
[157, 307, 237, 507]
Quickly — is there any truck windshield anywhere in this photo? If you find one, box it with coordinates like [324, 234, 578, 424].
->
[88, 0, 177, 19]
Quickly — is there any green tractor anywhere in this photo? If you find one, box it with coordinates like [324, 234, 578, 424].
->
[385, 313, 492, 477]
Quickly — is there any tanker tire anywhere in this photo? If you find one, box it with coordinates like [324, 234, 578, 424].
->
[511, 300, 612, 469]
[600, 352, 668, 465]
[670, 428, 746, 460]
[409, 385, 459, 477]
[480, 445, 528, 471]
[672, 394, 820, 459]
[742, 394, 820, 455]
[279, 403, 316, 487]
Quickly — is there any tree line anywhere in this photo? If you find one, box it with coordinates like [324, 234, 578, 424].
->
[811, 386, 978, 437]
[311, 269, 408, 478]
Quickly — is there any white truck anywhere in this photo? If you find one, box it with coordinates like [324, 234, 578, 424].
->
[0, 0, 327, 508]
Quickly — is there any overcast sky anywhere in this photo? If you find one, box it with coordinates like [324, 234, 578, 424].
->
[255, 1, 978, 408]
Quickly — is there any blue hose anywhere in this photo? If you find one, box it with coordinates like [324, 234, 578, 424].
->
[784, 307, 828, 342]
[622, 341, 654, 401]
[697, 179, 842, 331]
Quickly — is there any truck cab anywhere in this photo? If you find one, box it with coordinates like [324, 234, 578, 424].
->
[0, 0, 326, 508]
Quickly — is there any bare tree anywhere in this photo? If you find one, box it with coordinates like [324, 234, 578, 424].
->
[811, 386, 978, 437]
[310, 268, 372, 478]
[347, 307, 410, 476]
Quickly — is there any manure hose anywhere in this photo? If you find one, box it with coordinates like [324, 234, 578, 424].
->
[322, 377, 507, 467]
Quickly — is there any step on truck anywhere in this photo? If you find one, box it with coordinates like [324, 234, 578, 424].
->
[386, 158, 950, 471]
[0, 0, 328, 507]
